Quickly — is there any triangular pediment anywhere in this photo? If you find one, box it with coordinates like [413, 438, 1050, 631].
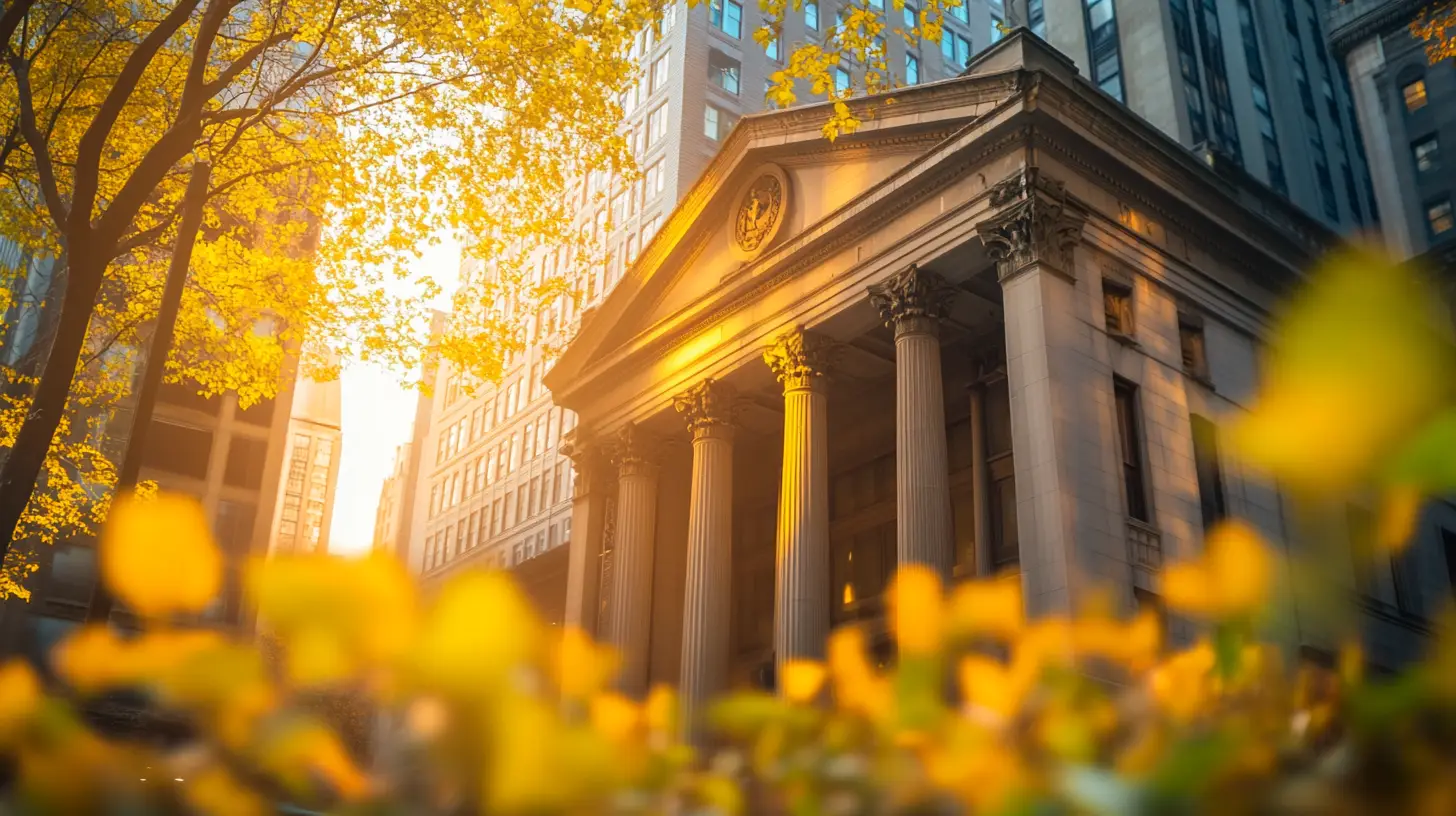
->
[545, 70, 1028, 398]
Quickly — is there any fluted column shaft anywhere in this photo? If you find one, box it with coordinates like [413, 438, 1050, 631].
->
[969, 382, 992, 577]
[674, 379, 738, 729]
[870, 266, 957, 580]
[764, 329, 835, 692]
[605, 426, 659, 698]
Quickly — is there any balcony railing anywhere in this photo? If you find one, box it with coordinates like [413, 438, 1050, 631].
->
[1127, 518, 1163, 570]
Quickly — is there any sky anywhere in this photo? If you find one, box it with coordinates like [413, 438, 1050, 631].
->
[326, 238, 461, 556]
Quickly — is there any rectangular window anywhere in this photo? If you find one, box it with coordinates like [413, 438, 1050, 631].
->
[142, 420, 213, 480]
[1179, 315, 1208, 380]
[1403, 78, 1428, 112]
[1114, 379, 1150, 523]
[515, 488, 527, 523]
[1189, 415, 1226, 531]
[1084, 0, 1123, 101]
[903, 1, 917, 30]
[950, 0, 968, 22]
[709, 50, 741, 95]
[1414, 135, 1441, 174]
[529, 477, 540, 517]
[221, 437, 267, 490]
[1428, 198, 1454, 237]
[646, 104, 669, 148]
[834, 66, 850, 94]
[1103, 279, 1134, 337]
[704, 105, 722, 140]
[1028, 0, 1046, 36]
[650, 52, 669, 94]
[905, 52, 920, 84]
[765, 27, 779, 61]
[805, 0, 818, 30]
[709, 0, 742, 38]
[644, 159, 665, 198]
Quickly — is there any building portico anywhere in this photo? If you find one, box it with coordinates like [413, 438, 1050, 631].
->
[544, 29, 1362, 711]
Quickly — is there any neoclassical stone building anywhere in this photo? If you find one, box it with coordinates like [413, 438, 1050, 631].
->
[543, 31, 1456, 709]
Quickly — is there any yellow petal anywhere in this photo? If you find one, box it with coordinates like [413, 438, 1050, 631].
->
[645, 684, 678, 735]
[957, 656, 1020, 720]
[556, 627, 617, 700]
[102, 492, 221, 618]
[890, 565, 943, 655]
[0, 660, 40, 744]
[1377, 484, 1422, 553]
[409, 569, 540, 697]
[1163, 520, 1271, 618]
[780, 659, 827, 703]
[589, 692, 640, 742]
[947, 578, 1023, 640]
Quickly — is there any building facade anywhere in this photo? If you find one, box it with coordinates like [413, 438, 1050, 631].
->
[1018, 0, 1377, 233]
[268, 369, 343, 555]
[407, 0, 1011, 609]
[372, 442, 415, 558]
[543, 33, 1456, 710]
[1329, 0, 1456, 262]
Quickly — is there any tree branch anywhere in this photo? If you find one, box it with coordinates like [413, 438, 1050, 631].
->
[0, 0, 35, 47]
[8, 56, 69, 229]
[178, 0, 235, 113]
[70, 0, 202, 232]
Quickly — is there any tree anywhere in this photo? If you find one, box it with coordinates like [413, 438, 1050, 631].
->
[1413, 2, 1456, 62]
[0, 0, 660, 558]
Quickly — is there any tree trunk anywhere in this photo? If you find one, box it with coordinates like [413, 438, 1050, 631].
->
[0, 252, 105, 559]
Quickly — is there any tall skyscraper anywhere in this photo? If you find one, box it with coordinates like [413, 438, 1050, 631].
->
[1328, 0, 1456, 263]
[372, 441, 416, 559]
[1021, 0, 1376, 232]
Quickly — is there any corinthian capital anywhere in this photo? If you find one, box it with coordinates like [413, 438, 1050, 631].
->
[610, 422, 662, 475]
[672, 378, 738, 439]
[867, 265, 957, 336]
[560, 430, 612, 496]
[763, 327, 836, 392]
[975, 166, 1087, 282]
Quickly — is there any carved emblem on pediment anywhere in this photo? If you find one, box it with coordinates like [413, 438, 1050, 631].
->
[975, 166, 1086, 282]
[732, 164, 790, 258]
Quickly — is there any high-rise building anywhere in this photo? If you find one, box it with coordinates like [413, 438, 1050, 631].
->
[1020, 0, 1376, 232]
[372, 441, 415, 558]
[1328, 0, 1456, 264]
[268, 367, 344, 556]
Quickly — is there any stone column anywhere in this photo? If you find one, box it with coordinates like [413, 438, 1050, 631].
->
[561, 432, 613, 637]
[976, 166, 1092, 616]
[763, 328, 835, 689]
[604, 422, 660, 697]
[869, 265, 958, 580]
[968, 381, 992, 577]
[672, 379, 737, 731]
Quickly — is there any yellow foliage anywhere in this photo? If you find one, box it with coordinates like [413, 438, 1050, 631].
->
[889, 564, 943, 655]
[1162, 520, 1272, 620]
[0, 660, 39, 745]
[781, 659, 828, 703]
[101, 493, 221, 618]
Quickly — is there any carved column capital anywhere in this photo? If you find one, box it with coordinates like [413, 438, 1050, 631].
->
[975, 166, 1087, 283]
[560, 431, 613, 496]
[867, 264, 958, 337]
[763, 327, 837, 393]
[611, 422, 663, 477]
[673, 378, 738, 440]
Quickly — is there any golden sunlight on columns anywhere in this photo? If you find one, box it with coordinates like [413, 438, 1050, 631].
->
[672, 379, 738, 733]
[604, 422, 661, 697]
[763, 328, 836, 691]
[869, 265, 958, 580]
[561, 433, 613, 636]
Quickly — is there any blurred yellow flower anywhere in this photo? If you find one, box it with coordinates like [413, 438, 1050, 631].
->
[257, 719, 370, 801]
[828, 627, 890, 719]
[0, 660, 39, 745]
[947, 577, 1024, 641]
[590, 692, 641, 742]
[408, 569, 542, 698]
[1162, 520, 1272, 619]
[249, 553, 417, 687]
[556, 626, 618, 701]
[183, 765, 268, 816]
[957, 655, 1025, 721]
[890, 565, 943, 655]
[1378, 484, 1422, 553]
[1230, 251, 1452, 491]
[101, 492, 221, 618]
[781, 659, 827, 703]
[1148, 640, 1218, 722]
[488, 694, 564, 812]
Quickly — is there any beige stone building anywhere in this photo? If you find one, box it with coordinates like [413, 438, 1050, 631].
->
[268, 369, 343, 556]
[543, 31, 1456, 711]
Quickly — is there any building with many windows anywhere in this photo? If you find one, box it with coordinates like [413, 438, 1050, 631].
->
[1018, 0, 1377, 233]
[1328, 0, 1456, 264]
[544, 31, 1455, 709]
[269, 368, 343, 555]
[407, 0, 1011, 614]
